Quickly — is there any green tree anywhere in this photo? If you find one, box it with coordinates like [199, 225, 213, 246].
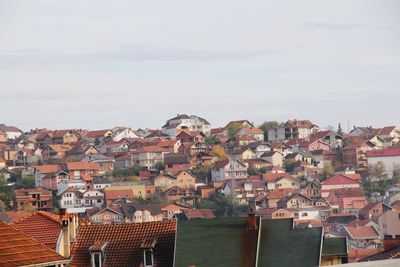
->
[227, 124, 243, 138]
[205, 136, 215, 146]
[392, 164, 400, 184]
[154, 161, 165, 172]
[20, 175, 35, 188]
[190, 164, 213, 182]
[321, 163, 335, 181]
[94, 137, 101, 146]
[0, 174, 7, 188]
[0, 199, 5, 212]
[337, 123, 343, 135]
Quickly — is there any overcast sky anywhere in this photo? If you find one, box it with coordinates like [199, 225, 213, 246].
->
[0, 0, 399, 132]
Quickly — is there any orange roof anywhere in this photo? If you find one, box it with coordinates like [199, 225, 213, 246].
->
[47, 144, 72, 153]
[262, 172, 290, 182]
[0, 221, 67, 267]
[34, 165, 62, 174]
[11, 211, 61, 250]
[345, 225, 379, 239]
[0, 211, 34, 223]
[267, 188, 296, 199]
[105, 189, 134, 200]
[65, 162, 98, 170]
[70, 221, 176, 266]
[135, 145, 169, 153]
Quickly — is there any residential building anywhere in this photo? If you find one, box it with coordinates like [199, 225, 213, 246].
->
[211, 158, 248, 181]
[268, 119, 319, 142]
[366, 148, 400, 175]
[14, 188, 53, 211]
[162, 114, 211, 137]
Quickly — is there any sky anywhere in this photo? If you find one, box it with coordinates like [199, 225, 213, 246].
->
[0, 0, 399, 132]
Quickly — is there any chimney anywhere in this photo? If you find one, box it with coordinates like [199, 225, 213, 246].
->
[248, 209, 257, 230]
[383, 235, 400, 252]
[59, 208, 71, 258]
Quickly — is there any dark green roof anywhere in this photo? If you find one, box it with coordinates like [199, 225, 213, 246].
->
[258, 218, 323, 267]
[175, 217, 258, 267]
[322, 237, 348, 257]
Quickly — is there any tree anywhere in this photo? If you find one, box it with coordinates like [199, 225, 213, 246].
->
[0, 175, 6, 188]
[190, 164, 213, 182]
[227, 124, 243, 138]
[392, 164, 400, 184]
[321, 163, 334, 181]
[212, 145, 227, 160]
[205, 136, 215, 146]
[20, 175, 35, 188]
[154, 161, 164, 172]
[337, 123, 343, 135]
[0, 199, 5, 212]
[368, 161, 388, 182]
[258, 121, 284, 141]
[94, 137, 101, 146]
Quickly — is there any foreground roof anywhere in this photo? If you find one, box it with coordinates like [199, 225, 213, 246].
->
[70, 220, 176, 267]
[0, 221, 68, 267]
[258, 218, 323, 267]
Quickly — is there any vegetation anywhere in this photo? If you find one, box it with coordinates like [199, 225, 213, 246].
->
[368, 161, 389, 182]
[154, 161, 165, 172]
[320, 163, 334, 181]
[190, 164, 213, 183]
[197, 191, 249, 217]
[111, 164, 141, 177]
[227, 124, 243, 138]
[212, 145, 227, 160]
[0, 175, 13, 211]
[19, 175, 36, 188]
[205, 136, 215, 146]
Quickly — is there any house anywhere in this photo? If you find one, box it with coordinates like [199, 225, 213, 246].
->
[81, 154, 115, 174]
[300, 181, 322, 200]
[51, 130, 79, 144]
[223, 120, 254, 135]
[277, 193, 313, 209]
[0, 221, 70, 266]
[260, 151, 284, 166]
[266, 188, 296, 208]
[275, 176, 301, 189]
[70, 220, 176, 267]
[59, 187, 85, 209]
[85, 129, 114, 143]
[92, 176, 111, 190]
[14, 188, 53, 211]
[42, 144, 72, 161]
[175, 170, 197, 189]
[309, 130, 344, 149]
[248, 141, 271, 157]
[294, 207, 322, 221]
[231, 147, 256, 160]
[163, 186, 198, 205]
[376, 210, 400, 240]
[164, 153, 191, 175]
[366, 148, 400, 175]
[321, 174, 361, 198]
[237, 127, 264, 141]
[82, 189, 104, 208]
[299, 139, 331, 152]
[372, 126, 400, 138]
[0, 124, 23, 139]
[342, 140, 375, 169]
[153, 173, 177, 189]
[268, 119, 319, 142]
[135, 145, 169, 169]
[176, 130, 205, 143]
[211, 158, 248, 181]
[41, 170, 69, 191]
[359, 201, 392, 220]
[326, 188, 366, 213]
[343, 224, 380, 249]
[87, 206, 124, 224]
[57, 179, 86, 196]
[66, 142, 100, 161]
[177, 209, 215, 220]
[63, 162, 99, 179]
[257, 207, 294, 219]
[104, 189, 134, 204]
[105, 182, 150, 201]
[161, 114, 211, 137]
[111, 126, 139, 141]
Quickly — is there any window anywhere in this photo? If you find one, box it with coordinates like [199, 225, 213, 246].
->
[92, 252, 101, 267]
[144, 249, 153, 267]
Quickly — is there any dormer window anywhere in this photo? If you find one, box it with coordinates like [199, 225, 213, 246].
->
[141, 238, 157, 267]
[89, 241, 108, 267]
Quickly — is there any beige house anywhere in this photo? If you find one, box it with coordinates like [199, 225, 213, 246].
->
[261, 151, 284, 166]
[175, 170, 197, 189]
[135, 145, 169, 169]
[153, 173, 177, 190]
[275, 176, 301, 190]
[377, 210, 400, 239]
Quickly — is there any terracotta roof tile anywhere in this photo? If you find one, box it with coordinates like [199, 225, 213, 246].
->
[70, 221, 176, 266]
[11, 211, 61, 250]
[0, 221, 67, 267]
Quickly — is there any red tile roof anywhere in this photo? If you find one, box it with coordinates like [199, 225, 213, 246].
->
[366, 148, 400, 158]
[11, 211, 61, 250]
[65, 162, 99, 170]
[105, 189, 134, 201]
[0, 221, 67, 267]
[70, 221, 176, 266]
[34, 165, 62, 174]
[344, 225, 379, 239]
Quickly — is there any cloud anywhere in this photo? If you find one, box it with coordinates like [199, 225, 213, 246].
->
[0, 45, 280, 68]
[301, 21, 363, 30]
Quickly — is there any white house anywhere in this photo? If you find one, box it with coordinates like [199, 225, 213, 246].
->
[161, 114, 211, 137]
[0, 124, 23, 140]
[366, 148, 400, 175]
[111, 127, 139, 141]
[211, 158, 248, 181]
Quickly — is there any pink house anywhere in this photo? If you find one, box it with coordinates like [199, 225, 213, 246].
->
[321, 174, 361, 198]
[299, 139, 331, 152]
[327, 188, 366, 212]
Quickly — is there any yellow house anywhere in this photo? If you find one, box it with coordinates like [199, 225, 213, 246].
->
[175, 170, 197, 189]
[105, 183, 147, 199]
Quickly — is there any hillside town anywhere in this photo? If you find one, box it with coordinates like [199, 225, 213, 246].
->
[1, 116, 400, 266]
